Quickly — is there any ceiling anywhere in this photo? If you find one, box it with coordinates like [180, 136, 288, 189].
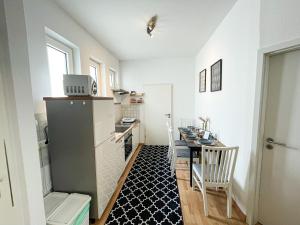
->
[53, 0, 237, 61]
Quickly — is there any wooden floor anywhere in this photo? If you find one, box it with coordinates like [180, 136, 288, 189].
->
[93, 145, 247, 225]
[176, 161, 247, 225]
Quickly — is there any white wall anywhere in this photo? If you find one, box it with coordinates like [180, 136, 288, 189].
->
[260, 0, 300, 48]
[194, 0, 260, 213]
[121, 57, 195, 135]
[247, 0, 300, 223]
[23, 0, 120, 113]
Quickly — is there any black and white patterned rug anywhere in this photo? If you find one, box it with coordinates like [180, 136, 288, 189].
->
[105, 145, 184, 225]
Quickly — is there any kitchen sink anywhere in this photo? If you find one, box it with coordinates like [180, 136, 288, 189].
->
[115, 124, 130, 133]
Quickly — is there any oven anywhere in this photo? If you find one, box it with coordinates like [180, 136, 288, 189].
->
[124, 130, 133, 161]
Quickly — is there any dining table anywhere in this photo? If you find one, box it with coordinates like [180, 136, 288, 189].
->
[178, 127, 225, 187]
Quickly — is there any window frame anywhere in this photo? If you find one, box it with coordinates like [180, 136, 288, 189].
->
[109, 68, 117, 89]
[89, 59, 99, 83]
[46, 36, 74, 74]
[89, 59, 103, 96]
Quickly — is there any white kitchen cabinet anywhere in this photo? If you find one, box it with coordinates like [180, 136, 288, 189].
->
[95, 135, 125, 216]
[115, 137, 125, 180]
[132, 123, 140, 151]
[95, 135, 117, 216]
[93, 100, 115, 146]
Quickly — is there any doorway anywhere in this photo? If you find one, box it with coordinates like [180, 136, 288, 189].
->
[258, 49, 300, 225]
[143, 84, 172, 145]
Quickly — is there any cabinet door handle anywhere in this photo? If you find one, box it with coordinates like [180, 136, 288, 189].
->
[3, 140, 14, 206]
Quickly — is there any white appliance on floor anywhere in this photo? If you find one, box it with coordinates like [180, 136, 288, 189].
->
[44, 192, 91, 225]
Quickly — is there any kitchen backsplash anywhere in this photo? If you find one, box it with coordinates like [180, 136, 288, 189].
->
[114, 104, 122, 122]
[121, 104, 140, 119]
[35, 113, 52, 196]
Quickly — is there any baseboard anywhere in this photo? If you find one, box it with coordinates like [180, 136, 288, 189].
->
[232, 198, 247, 222]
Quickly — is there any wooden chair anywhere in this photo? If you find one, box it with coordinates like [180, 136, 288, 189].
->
[192, 146, 239, 218]
[166, 121, 187, 161]
[168, 127, 199, 176]
[166, 120, 173, 160]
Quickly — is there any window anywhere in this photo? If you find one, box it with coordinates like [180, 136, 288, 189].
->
[46, 36, 74, 97]
[89, 65, 97, 82]
[89, 59, 102, 95]
[109, 69, 117, 89]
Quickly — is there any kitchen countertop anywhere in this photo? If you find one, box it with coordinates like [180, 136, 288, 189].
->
[115, 120, 140, 142]
[43, 96, 113, 101]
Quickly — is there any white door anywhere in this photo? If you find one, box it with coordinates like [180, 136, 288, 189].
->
[0, 78, 20, 225]
[258, 49, 300, 225]
[0, 136, 15, 225]
[144, 84, 172, 145]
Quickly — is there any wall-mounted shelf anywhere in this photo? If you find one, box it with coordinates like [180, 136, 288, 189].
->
[112, 89, 129, 95]
[129, 99, 144, 104]
[129, 92, 144, 104]
[130, 93, 144, 97]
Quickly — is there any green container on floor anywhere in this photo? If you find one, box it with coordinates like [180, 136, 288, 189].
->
[45, 192, 91, 225]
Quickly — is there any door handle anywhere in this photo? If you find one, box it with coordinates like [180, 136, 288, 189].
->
[266, 137, 298, 150]
[266, 137, 287, 147]
[165, 113, 171, 118]
[3, 140, 14, 206]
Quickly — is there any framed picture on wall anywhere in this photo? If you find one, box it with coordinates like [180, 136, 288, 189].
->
[199, 69, 206, 92]
[211, 59, 222, 92]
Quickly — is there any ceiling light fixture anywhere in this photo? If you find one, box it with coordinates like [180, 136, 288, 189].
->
[147, 15, 158, 38]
